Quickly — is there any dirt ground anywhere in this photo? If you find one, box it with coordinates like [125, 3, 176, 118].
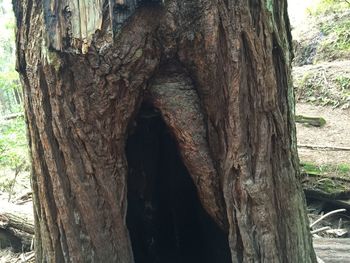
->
[296, 103, 350, 166]
[293, 60, 350, 85]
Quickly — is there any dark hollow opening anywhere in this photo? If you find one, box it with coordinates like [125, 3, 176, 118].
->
[0, 229, 23, 252]
[126, 103, 231, 263]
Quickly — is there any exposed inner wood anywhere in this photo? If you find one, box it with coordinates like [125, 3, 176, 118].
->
[149, 62, 227, 228]
[43, 0, 105, 52]
[43, 0, 164, 53]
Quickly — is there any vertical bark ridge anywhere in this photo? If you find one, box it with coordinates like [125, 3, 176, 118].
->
[22, 70, 67, 261]
[16, 1, 161, 261]
[52, 58, 133, 262]
[37, 67, 84, 262]
[177, 1, 316, 262]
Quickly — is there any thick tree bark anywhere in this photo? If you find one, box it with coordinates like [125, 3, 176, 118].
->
[14, 0, 316, 262]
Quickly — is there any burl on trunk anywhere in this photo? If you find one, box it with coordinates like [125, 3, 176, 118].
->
[13, 0, 316, 262]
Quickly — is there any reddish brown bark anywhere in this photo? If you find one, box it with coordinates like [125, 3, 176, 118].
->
[14, 0, 316, 262]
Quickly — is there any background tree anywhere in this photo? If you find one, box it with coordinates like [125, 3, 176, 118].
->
[0, 0, 22, 115]
[13, 0, 317, 262]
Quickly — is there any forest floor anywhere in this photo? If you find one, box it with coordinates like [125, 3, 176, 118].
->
[292, 7, 350, 181]
[296, 101, 350, 242]
[293, 60, 350, 109]
[296, 102, 350, 166]
[294, 61, 350, 251]
[291, 7, 350, 256]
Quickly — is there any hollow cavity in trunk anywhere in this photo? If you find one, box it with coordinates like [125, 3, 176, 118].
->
[126, 103, 231, 263]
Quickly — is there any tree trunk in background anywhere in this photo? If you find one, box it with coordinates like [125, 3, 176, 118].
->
[13, 0, 317, 262]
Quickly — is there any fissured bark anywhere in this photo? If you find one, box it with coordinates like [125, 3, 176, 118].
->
[14, 0, 316, 262]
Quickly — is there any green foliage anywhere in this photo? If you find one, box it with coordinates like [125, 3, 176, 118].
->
[0, 0, 22, 115]
[0, 1, 28, 196]
[301, 162, 350, 194]
[315, 177, 347, 193]
[0, 116, 29, 171]
[293, 2, 350, 65]
[316, 16, 350, 61]
[0, 176, 13, 193]
[293, 65, 350, 108]
[338, 163, 350, 173]
[335, 75, 350, 90]
[0, 70, 22, 114]
[0, 115, 30, 197]
[307, 0, 350, 16]
[0, 1, 16, 70]
[301, 162, 350, 177]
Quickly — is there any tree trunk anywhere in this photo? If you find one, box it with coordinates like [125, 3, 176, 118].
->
[13, 0, 317, 262]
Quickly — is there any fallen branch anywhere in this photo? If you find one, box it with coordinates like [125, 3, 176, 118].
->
[325, 228, 348, 237]
[298, 144, 350, 151]
[13, 191, 32, 205]
[20, 251, 35, 262]
[1, 112, 24, 121]
[295, 115, 326, 127]
[311, 226, 331, 235]
[304, 188, 350, 203]
[310, 209, 346, 228]
[305, 190, 350, 212]
[0, 200, 34, 251]
[0, 211, 34, 235]
[302, 173, 350, 184]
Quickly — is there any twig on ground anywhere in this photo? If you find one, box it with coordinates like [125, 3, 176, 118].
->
[20, 251, 35, 262]
[310, 209, 346, 228]
[298, 144, 350, 151]
[311, 226, 331, 234]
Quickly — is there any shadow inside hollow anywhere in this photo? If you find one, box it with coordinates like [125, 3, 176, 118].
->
[125, 103, 231, 263]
